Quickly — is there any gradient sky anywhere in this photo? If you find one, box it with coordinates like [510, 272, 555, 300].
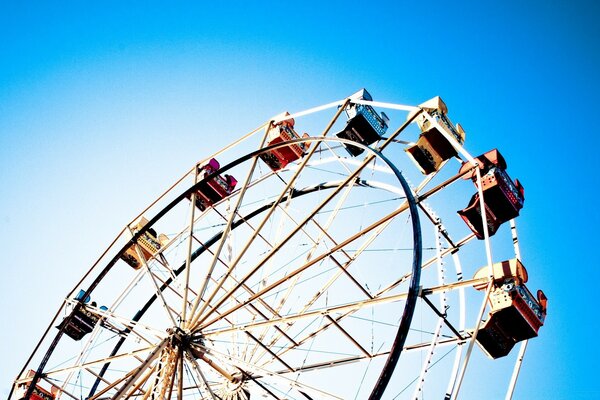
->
[1, 1, 598, 398]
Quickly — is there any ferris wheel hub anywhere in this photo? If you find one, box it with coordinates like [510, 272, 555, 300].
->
[165, 327, 205, 357]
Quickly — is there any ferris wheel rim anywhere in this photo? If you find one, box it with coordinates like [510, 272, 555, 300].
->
[18, 138, 424, 400]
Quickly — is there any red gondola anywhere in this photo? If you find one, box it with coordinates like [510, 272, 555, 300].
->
[473, 259, 547, 359]
[189, 158, 238, 211]
[14, 370, 58, 400]
[458, 149, 524, 239]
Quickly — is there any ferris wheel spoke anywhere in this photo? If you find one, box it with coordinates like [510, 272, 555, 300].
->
[268, 302, 408, 367]
[133, 250, 180, 327]
[193, 154, 386, 331]
[180, 167, 201, 329]
[245, 331, 295, 373]
[196, 196, 414, 332]
[242, 373, 281, 399]
[108, 337, 170, 399]
[184, 353, 219, 400]
[187, 181, 305, 330]
[43, 345, 157, 379]
[80, 345, 154, 400]
[202, 291, 410, 337]
[374, 232, 476, 300]
[246, 264, 353, 365]
[247, 224, 393, 366]
[176, 348, 185, 400]
[85, 363, 146, 400]
[269, 338, 465, 379]
[271, 181, 370, 299]
[186, 147, 267, 331]
[182, 180, 392, 364]
[203, 276, 483, 340]
[279, 200, 402, 320]
[240, 180, 367, 364]
[52, 301, 165, 392]
[270, 299, 399, 364]
[188, 104, 350, 331]
[227, 193, 363, 366]
[200, 346, 345, 400]
[273, 311, 352, 361]
[185, 234, 300, 348]
[266, 338, 466, 391]
[136, 364, 163, 400]
[162, 228, 300, 348]
[146, 344, 182, 400]
[169, 248, 271, 337]
[213, 205, 304, 327]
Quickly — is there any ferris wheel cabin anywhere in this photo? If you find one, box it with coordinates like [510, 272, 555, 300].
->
[260, 112, 310, 171]
[57, 290, 107, 341]
[336, 89, 389, 156]
[15, 370, 58, 400]
[458, 149, 525, 239]
[405, 96, 466, 175]
[189, 158, 238, 211]
[473, 259, 547, 359]
[121, 216, 169, 270]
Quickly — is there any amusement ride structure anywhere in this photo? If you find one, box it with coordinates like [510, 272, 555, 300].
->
[11, 90, 547, 400]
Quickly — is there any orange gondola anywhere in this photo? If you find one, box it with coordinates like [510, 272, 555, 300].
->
[260, 112, 310, 171]
[121, 216, 168, 270]
[405, 96, 466, 174]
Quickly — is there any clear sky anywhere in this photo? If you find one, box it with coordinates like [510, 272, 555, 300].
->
[1, 1, 598, 398]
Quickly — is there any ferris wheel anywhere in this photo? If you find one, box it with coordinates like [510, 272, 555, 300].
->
[11, 89, 548, 400]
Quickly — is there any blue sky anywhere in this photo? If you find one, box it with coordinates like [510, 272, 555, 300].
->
[1, 1, 598, 398]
